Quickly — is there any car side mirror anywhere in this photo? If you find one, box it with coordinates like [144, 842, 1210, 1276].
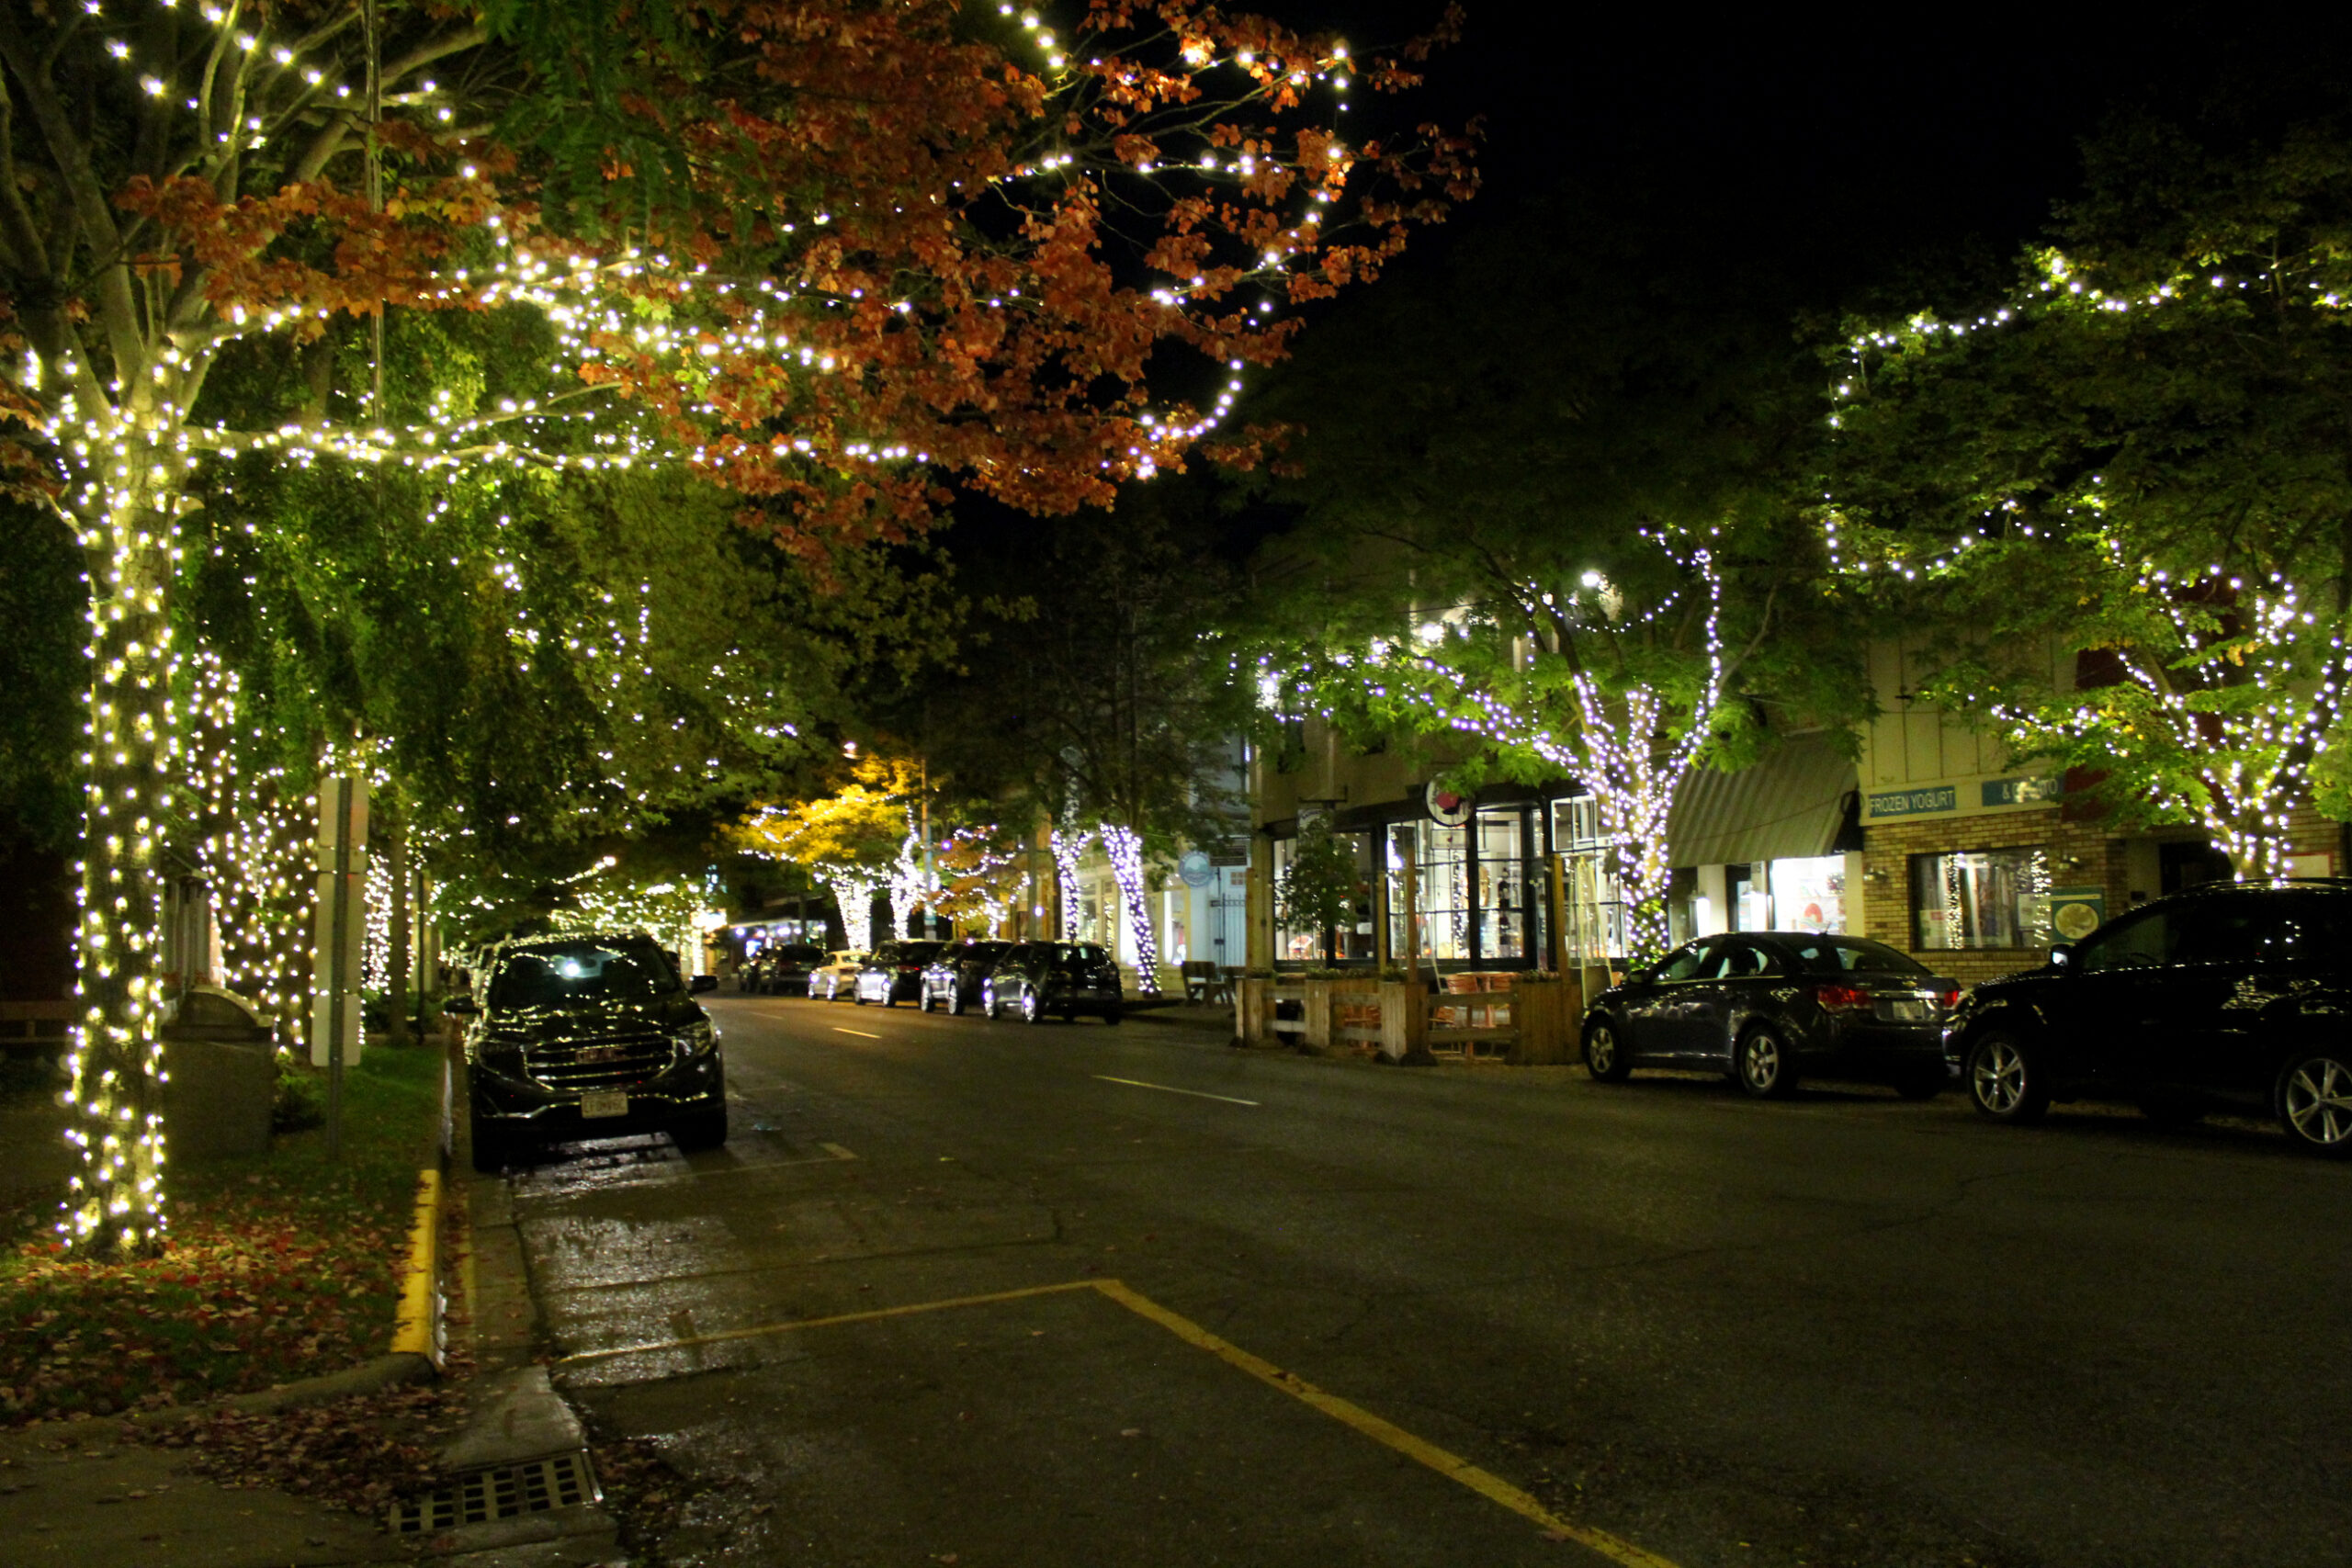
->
[2048, 942, 2075, 971]
[690, 974, 718, 993]
[443, 996, 481, 1016]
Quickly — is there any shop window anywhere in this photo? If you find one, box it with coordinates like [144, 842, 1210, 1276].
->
[1387, 821, 1472, 963]
[1552, 795, 1629, 964]
[1911, 847, 2052, 950]
[1475, 808, 1533, 962]
[1770, 855, 1848, 934]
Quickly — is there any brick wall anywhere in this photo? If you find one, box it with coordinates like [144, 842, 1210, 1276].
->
[1860, 808, 2122, 987]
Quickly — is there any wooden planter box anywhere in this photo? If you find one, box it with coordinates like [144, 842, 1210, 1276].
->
[1507, 975, 1584, 1065]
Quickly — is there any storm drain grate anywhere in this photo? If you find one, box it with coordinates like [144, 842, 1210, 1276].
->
[388, 1449, 601, 1535]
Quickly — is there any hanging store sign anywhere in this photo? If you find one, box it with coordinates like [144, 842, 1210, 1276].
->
[1422, 782, 1473, 828]
[1981, 776, 2064, 808]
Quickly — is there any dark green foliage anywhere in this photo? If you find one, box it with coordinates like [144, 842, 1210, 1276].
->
[0, 505, 85, 851]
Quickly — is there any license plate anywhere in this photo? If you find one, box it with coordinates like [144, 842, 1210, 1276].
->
[580, 1089, 629, 1119]
[1878, 997, 1931, 1022]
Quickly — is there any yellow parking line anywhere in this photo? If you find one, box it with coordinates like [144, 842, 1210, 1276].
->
[554, 1275, 1679, 1564]
[832, 1027, 881, 1039]
[1090, 1280, 1679, 1566]
[554, 1280, 1101, 1366]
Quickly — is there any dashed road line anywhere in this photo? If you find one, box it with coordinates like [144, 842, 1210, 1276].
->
[1093, 1074, 1259, 1106]
[832, 1027, 881, 1039]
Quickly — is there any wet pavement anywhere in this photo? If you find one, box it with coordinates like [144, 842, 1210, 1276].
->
[497, 995, 2352, 1567]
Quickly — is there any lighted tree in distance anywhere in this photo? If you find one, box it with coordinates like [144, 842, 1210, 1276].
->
[726, 757, 923, 955]
[1819, 118, 2352, 877]
[0, 0, 1472, 1256]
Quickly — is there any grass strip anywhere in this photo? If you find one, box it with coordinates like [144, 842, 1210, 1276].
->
[0, 1045, 445, 1425]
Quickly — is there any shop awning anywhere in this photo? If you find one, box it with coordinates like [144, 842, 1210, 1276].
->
[1666, 734, 1858, 866]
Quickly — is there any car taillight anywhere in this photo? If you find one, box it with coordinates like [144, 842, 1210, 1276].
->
[1815, 982, 1872, 1013]
[1936, 987, 1962, 1011]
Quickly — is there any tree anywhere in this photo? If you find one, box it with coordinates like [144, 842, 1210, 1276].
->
[0, 0, 1469, 1254]
[726, 756, 923, 953]
[1819, 118, 2352, 876]
[1274, 813, 1356, 961]
[1233, 196, 1862, 961]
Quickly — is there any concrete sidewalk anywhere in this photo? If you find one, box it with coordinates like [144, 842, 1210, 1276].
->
[0, 1170, 623, 1566]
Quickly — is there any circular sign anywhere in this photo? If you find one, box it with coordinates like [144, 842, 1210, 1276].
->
[2053, 900, 2103, 941]
[1178, 849, 1216, 888]
[1423, 782, 1472, 828]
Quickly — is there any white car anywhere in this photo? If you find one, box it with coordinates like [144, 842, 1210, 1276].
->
[807, 951, 868, 1000]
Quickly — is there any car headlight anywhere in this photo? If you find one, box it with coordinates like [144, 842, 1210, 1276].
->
[672, 1020, 717, 1059]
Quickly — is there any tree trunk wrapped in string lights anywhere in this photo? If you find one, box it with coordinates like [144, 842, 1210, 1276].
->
[1097, 821, 1161, 994]
[0, 1, 1471, 1255]
[1048, 823, 1093, 942]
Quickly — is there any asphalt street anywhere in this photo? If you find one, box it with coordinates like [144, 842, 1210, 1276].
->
[503, 994, 2352, 1567]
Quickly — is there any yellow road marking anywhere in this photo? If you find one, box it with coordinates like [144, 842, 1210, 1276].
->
[819, 1142, 858, 1160]
[832, 1027, 881, 1039]
[552, 1274, 1680, 1565]
[553, 1280, 1101, 1366]
[1090, 1280, 1679, 1566]
[1093, 1075, 1260, 1107]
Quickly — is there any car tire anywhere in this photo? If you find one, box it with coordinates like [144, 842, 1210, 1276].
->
[949, 985, 966, 1016]
[1583, 1018, 1631, 1083]
[983, 986, 1001, 1021]
[2277, 1051, 2352, 1158]
[1736, 1026, 1797, 1099]
[1021, 988, 1043, 1025]
[671, 1106, 729, 1153]
[1102, 1006, 1122, 1025]
[1894, 1069, 1943, 1101]
[1965, 1032, 2048, 1123]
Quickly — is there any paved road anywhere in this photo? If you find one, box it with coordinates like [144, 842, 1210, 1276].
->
[504, 994, 2352, 1567]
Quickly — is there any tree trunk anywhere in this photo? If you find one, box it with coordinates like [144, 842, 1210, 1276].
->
[64, 468, 180, 1259]
[385, 794, 413, 1044]
[1099, 822, 1160, 996]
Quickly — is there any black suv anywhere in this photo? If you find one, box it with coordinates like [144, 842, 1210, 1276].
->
[1943, 881, 2352, 1156]
[984, 942, 1123, 1024]
[452, 932, 727, 1171]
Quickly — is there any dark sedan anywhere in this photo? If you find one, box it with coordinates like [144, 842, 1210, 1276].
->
[748, 942, 824, 994]
[1943, 880, 2352, 1156]
[854, 940, 948, 1006]
[983, 942, 1123, 1024]
[1583, 931, 1957, 1099]
[920, 940, 1012, 1014]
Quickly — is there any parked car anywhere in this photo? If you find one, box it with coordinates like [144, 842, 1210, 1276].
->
[1943, 880, 2352, 1156]
[983, 942, 1123, 1024]
[921, 941, 1012, 1014]
[807, 950, 868, 1000]
[746, 943, 824, 994]
[450, 931, 727, 1171]
[855, 941, 949, 1005]
[1582, 931, 1958, 1099]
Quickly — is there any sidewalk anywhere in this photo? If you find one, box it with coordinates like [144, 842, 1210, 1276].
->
[0, 1163, 623, 1566]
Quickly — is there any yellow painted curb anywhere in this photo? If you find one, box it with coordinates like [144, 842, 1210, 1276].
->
[389, 1168, 443, 1366]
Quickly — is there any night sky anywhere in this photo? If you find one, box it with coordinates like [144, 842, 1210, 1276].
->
[1277, 4, 2352, 298]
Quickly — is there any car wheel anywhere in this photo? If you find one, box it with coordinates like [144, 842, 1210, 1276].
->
[2277, 1051, 2352, 1157]
[949, 985, 966, 1016]
[1894, 1068, 1943, 1101]
[1102, 1006, 1122, 1025]
[983, 985, 1001, 1020]
[671, 1106, 729, 1153]
[1020, 988, 1043, 1025]
[1965, 1032, 2048, 1123]
[1736, 1026, 1797, 1099]
[469, 1111, 510, 1174]
[880, 988, 896, 1008]
[1583, 1018, 1631, 1083]
[918, 987, 933, 1013]
[854, 986, 868, 1005]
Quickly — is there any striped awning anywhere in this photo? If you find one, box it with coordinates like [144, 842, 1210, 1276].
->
[1666, 734, 1858, 866]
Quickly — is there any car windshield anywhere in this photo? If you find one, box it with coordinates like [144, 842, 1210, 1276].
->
[1048, 943, 1110, 966]
[896, 942, 946, 964]
[956, 942, 1010, 963]
[488, 943, 679, 1009]
[776, 945, 823, 962]
[1785, 936, 1928, 976]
